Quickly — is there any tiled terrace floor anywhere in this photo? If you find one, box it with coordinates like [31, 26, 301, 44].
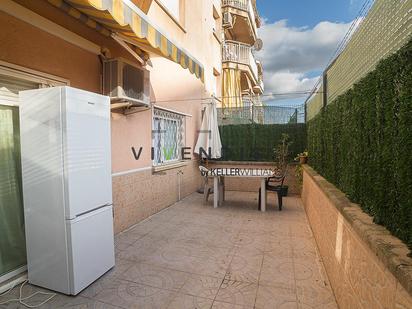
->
[1, 192, 337, 309]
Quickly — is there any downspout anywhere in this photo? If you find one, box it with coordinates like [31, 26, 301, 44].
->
[177, 170, 184, 201]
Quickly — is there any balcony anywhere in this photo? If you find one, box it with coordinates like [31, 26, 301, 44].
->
[222, 40, 262, 92]
[222, 0, 261, 45]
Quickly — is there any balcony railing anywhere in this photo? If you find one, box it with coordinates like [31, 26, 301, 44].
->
[222, 0, 257, 34]
[222, 41, 258, 81]
[222, 0, 248, 11]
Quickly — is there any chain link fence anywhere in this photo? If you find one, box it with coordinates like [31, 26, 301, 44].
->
[306, 0, 412, 121]
[217, 104, 305, 125]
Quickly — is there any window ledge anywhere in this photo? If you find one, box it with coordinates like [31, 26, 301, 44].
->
[153, 160, 188, 172]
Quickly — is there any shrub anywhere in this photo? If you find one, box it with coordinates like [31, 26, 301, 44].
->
[219, 123, 307, 162]
[307, 39, 412, 248]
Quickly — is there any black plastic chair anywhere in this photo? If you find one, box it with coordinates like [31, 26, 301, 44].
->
[258, 168, 287, 211]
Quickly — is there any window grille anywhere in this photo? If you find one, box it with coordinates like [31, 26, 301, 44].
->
[152, 108, 185, 166]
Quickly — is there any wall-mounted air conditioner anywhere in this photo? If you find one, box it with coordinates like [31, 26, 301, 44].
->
[103, 58, 150, 107]
[223, 12, 233, 29]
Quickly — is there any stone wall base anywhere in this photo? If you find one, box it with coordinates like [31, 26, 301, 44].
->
[302, 165, 412, 309]
[112, 160, 201, 234]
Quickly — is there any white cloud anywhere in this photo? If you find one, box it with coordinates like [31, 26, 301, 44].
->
[267, 72, 319, 93]
[256, 19, 353, 98]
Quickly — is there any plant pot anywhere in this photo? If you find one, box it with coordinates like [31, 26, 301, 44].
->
[280, 186, 289, 197]
[299, 156, 308, 164]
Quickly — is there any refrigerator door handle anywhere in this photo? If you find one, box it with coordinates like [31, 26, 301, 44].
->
[73, 204, 112, 219]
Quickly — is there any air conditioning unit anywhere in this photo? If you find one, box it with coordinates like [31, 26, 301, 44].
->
[103, 58, 150, 107]
[222, 12, 233, 29]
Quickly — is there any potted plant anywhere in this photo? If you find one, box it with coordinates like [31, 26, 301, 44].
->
[294, 151, 308, 190]
[273, 134, 291, 196]
[295, 164, 303, 187]
[295, 151, 308, 164]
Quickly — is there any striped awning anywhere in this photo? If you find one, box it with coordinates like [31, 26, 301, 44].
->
[48, 0, 204, 82]
[222, 68, 242, 108]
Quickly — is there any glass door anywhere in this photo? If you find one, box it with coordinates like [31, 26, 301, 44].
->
[0, 105, 26, 278]
[0, 74, 39, 281]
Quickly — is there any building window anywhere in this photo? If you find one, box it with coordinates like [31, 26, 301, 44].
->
[212, 4, 222, 42]
[152, 108, 185, 166]
[158, 0, 180, 19]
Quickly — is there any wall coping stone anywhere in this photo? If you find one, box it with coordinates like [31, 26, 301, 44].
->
[303, 164, 412, 296]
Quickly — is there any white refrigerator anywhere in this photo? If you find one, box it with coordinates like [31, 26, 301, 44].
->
[19, 86, 115, 295]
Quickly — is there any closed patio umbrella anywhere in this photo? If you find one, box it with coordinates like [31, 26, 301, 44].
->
[194, 98, 222, 159]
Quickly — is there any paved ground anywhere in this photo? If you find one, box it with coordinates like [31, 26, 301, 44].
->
[1, 191, 337, 309]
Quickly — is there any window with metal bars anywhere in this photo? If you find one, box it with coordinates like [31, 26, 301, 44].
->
[152, 108, 185, 166]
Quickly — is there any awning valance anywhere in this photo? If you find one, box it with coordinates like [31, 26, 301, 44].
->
[48, 0, 204, 82]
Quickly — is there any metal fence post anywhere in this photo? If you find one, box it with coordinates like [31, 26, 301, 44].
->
[322, 72, 328, 108]
[304, 101, 307, 123]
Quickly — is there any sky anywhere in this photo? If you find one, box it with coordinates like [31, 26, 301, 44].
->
[255, 0, 366, 106]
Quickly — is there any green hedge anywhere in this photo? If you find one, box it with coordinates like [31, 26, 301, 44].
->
[307, 39, 412, 248]
[219, 123, 307, 162]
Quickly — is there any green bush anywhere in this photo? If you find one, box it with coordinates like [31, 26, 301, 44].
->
[307, 39, 412, 248]
[219, 123, 307, 162]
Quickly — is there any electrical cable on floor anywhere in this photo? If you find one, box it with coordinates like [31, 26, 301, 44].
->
[0, 279, 56, 308]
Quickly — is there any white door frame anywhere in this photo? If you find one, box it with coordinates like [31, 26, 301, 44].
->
[0, 60, 69, 90]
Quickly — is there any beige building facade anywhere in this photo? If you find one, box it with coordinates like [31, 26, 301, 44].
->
[221, 0, 264, 108]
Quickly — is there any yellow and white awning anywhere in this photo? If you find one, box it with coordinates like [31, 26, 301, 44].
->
[48, 0, 204, 82]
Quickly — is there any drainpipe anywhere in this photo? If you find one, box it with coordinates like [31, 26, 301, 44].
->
[177, 170, 184, 201]
[98, 47, 111, 95]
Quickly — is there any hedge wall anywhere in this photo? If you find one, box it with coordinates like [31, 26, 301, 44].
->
[307, 39, 412, 248]
[219, 123, 307, 162]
